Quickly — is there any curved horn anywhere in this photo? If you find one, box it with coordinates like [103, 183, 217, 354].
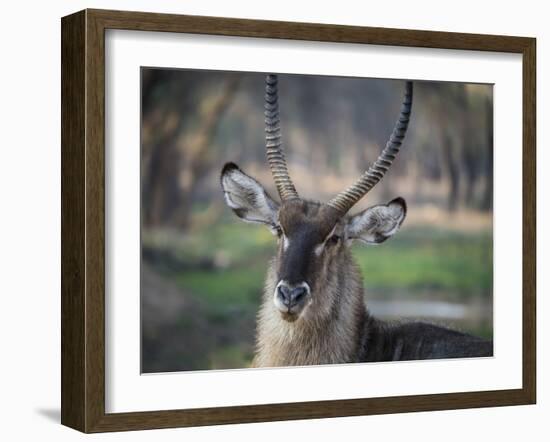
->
[265, 74, 299, 201]
[327, 81, 413, 214]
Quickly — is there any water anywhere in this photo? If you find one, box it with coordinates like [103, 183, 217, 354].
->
[368, 299, 470, 320]
[366, 293, 493, 338]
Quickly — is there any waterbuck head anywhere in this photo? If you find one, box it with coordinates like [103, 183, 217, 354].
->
[221, 75, 412, 323]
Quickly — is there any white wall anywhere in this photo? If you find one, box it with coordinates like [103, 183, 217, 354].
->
[0, 0, 546, 440]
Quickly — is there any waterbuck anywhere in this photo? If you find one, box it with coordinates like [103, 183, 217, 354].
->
[220, 74, 493, 367]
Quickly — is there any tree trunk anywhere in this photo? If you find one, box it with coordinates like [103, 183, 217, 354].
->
[443, 133, 460, 212]
[480, 96, 494, 211]
[170, 76, 241, 228]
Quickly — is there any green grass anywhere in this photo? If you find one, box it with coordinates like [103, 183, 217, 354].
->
[352, 227, 493, 297]
[159, 222, 492, 305]
[176, 260, 268, 305]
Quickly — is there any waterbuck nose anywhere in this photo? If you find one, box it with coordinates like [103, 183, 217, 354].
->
[277, 283, 308, 308]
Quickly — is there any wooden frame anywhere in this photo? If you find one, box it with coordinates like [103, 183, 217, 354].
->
[61, 8, 536, 433]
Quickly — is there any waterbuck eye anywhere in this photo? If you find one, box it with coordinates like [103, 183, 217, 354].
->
[274, 226, 283, 237]
[327, 235, 340, 246]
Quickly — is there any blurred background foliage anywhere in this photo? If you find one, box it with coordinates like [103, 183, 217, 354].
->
[141, 69, 493, 373]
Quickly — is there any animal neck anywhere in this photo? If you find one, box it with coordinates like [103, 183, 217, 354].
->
[253, 252, 367, 368]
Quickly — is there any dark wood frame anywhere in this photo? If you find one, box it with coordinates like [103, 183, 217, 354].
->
[61, 8, 536, 433]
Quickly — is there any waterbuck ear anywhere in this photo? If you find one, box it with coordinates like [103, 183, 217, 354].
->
[346, 197, 407, 244]
[220, 162, 280, 228]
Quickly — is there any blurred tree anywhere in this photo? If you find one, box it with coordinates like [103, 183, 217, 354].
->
[481, 96, 494, 211]
[142, 71, 241, 228]
[141, 70, 493, 229]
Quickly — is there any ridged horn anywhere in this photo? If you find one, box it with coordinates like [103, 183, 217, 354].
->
[327, 81, 413, 214]
[265, 74, 299, 201]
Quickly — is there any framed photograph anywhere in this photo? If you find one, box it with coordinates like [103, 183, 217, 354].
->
[61, 9, 536, 433]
